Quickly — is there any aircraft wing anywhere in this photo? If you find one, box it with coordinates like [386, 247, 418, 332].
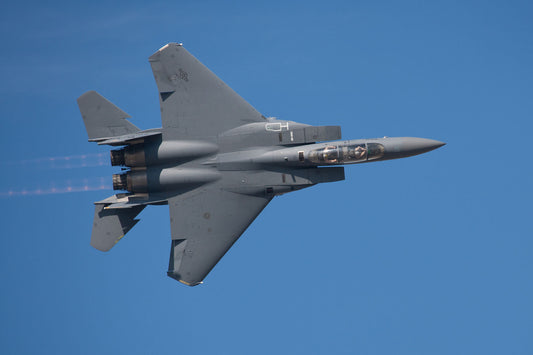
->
[149, 43, 266, 141]
[167, 183, 272, 286]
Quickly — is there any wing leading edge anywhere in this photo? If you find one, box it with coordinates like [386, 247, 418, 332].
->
[167, 184, 272, 286]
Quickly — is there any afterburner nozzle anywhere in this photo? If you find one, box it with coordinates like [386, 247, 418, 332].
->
[112, 173, 128, 190]
[110, 149, 126, 166]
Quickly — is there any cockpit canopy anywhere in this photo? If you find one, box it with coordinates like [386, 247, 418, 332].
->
[308, 143, 385, 165]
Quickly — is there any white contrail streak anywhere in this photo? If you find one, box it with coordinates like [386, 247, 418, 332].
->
[0, 177, 112, 197]
[3, 153, 108, 169]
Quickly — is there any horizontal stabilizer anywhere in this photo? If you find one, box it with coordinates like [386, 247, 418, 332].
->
[96, 129, 162, 146]
[91, 203, 145, 251]
[77, 90, 140, 141]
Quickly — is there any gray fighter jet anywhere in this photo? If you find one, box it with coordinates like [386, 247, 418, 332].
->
[77, 43, 444, 286]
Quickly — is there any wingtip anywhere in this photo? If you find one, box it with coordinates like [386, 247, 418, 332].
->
[77, 90, 97, 102]
[158, 42, 183, 51]
[150, 43, 184, 61]
[167, 271, 203, 286]
[178, 279, 203, 287]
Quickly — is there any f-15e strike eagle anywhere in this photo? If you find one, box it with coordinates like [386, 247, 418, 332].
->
[77, 43, 444, 286]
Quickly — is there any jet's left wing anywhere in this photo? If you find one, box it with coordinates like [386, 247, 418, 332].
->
[167, 184, 272, 286]
[149, 43, 266, 141]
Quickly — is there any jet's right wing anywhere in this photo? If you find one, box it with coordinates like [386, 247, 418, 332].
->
[167, 184, 272, 286]
[149, 43, 266, 141]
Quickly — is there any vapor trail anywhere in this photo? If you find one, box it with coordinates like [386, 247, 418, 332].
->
[2, 153, 108, 170]
[0, 177, 112, 197]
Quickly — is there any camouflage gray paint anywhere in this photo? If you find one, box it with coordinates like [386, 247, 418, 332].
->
[77, 43, 444, 286]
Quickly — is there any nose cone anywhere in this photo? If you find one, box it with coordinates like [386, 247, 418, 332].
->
[382, 137, 445, 160]
[401, 137, 445, 155]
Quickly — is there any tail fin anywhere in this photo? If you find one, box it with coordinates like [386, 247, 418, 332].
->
[77, 91, 140, 141]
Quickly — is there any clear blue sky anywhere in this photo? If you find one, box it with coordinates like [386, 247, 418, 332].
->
[1, 1, 532, 354]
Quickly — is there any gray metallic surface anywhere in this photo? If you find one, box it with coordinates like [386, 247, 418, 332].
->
[77, 91, 139, 141]
[77, 43, 445, 286]
[149, 43, 265, 141]
[167, 186, 271, 285]
[90, 203, 144, 252]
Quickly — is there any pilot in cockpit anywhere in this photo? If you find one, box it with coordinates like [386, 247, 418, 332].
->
[323, 146, 339, 163]
[353, 145, 367, 159]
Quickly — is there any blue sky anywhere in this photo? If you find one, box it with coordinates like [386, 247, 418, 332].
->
[1, 1, 532, 354]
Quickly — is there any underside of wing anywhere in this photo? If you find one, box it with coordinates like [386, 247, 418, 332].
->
[149, 43, 266, 141]
[167, 184, 271, 286]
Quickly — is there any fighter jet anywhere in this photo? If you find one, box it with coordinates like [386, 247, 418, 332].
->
[77, 43, 444, 286]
